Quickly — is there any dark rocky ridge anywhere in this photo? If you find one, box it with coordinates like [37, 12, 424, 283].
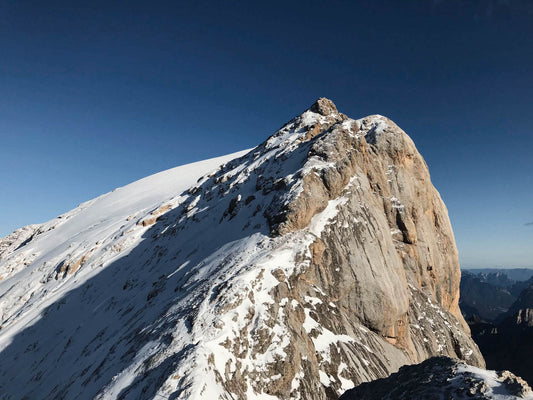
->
[340, 356, 532, 400]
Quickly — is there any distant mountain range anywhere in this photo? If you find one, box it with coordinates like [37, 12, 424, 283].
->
[465, 268, 533, 284]
[460, 268, 533, 385]
[459, 269, 533, 322]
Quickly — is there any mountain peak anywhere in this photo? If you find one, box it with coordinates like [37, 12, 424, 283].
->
[309, 97, 338, 115]
[0, 100, 485, 399]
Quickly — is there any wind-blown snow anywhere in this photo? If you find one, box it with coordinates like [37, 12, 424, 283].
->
[453, 365, 533, 400]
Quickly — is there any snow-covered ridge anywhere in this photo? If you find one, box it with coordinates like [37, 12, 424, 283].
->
[0, 150, 249, 325]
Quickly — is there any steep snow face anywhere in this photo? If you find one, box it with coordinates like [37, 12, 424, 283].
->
[0, 98, 483, 400]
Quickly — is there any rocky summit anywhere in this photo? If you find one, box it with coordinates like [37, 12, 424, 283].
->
[0, 99, 486, 399]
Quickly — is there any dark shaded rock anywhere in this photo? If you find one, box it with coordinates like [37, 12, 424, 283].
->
[340, 356, 532, 400]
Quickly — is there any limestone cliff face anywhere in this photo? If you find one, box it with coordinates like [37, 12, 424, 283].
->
[249, 98, 484, 398]
[0, 99, 483, 400]
[265, 99, 474, 357]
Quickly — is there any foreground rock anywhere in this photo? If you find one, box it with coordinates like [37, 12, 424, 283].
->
[340, 356, 533, 400]
[0, 99, 483, 399]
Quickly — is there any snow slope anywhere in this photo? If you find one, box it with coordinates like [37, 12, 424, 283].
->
[0, 150, 250, 353]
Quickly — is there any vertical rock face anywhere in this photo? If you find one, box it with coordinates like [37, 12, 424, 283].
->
[0, 99, 483, 399]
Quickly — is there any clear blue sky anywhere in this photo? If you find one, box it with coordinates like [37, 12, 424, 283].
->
[1, 0, 531, 267]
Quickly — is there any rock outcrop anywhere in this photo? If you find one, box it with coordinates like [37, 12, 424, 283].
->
[0, 99, 483, 399]
[340, 356, 533, 400]
[507, 285, 533, 327]
[0, 224, 39, 262]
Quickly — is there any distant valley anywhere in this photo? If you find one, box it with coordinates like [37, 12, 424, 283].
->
[460, 268, 533, 385]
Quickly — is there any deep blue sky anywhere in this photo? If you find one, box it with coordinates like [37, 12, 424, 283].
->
[1, 0, 531, 267]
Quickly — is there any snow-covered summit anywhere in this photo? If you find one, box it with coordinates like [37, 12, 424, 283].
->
[0, 99, 485, 399]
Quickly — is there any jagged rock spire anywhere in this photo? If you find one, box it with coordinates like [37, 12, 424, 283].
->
[309, 97, 338, 116]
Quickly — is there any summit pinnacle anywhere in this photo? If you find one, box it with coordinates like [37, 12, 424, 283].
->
[309, 97, 338, 116]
